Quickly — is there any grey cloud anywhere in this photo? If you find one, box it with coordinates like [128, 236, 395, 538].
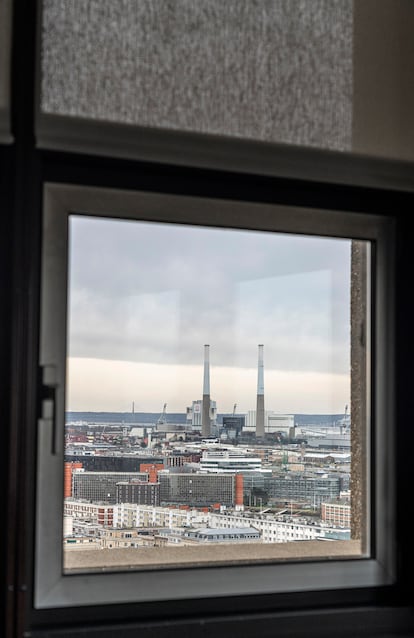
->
[68, 216, 352, 373]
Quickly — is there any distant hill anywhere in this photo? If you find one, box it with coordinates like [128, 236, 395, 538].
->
[66, 412, 344, 427]
[65, 411, 185, 424]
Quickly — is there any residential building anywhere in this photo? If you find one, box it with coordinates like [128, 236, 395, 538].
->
[116, 481, 160, 506]
[183, 527, 261, 543]
[113, 504, 209, 529]
[72, 471, 148, 503]
[321, 501, 352, 527]
[64, 500, 114, 526]
[159, 472, 236, 507]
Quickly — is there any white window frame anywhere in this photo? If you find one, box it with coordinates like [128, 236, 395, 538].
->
[34, 182, 395, 609]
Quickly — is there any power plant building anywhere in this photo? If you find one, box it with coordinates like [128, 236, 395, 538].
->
[221, 415, 245, 439]
[245, 412, 295, 437]
[186, 399, 217, 429]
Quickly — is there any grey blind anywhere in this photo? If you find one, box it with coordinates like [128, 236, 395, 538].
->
[40, 0, 353, 151]
[0, 0, 11, 109]
[0, 0, 12, 141]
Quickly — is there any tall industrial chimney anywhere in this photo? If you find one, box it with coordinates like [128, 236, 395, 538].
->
[202, 344, 211, 437]
[256, 344, 265, 438]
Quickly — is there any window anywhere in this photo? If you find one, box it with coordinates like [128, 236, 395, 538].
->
[4, 2, 413, 636]
[35, 183, 395, 608]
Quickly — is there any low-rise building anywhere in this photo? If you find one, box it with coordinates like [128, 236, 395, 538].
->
[64, 499, 114, 526]
[208, 511, 350, 543]
[64, 536, 100, 550]
[99, 528, 143, 549]
[183, 527, 261, 543]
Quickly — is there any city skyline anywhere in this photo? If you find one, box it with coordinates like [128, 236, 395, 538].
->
[66, 216, 352, 414]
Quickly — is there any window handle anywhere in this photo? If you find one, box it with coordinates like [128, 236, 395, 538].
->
[39, 364, 59, 455]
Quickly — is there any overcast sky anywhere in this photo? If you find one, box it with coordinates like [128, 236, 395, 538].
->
[66, 215, 351, 414]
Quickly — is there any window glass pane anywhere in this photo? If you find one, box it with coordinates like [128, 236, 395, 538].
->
[41, 0, 353, 151]
[63, 215, 368, 573]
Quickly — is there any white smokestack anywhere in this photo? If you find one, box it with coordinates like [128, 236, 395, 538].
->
[202, 344, 211, 437]
[256, 344, 265, 438]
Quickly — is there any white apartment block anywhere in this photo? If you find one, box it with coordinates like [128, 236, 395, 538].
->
[208, 512, 349, 543]
[113, 504, 210, 529]
[64, 499, 114, 526]
[64, 501, 350, 545]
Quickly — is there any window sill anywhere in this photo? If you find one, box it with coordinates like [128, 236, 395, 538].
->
[64, 539, 362, 573]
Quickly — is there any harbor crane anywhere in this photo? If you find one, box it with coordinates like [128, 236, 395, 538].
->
[157, 403, 167, 426]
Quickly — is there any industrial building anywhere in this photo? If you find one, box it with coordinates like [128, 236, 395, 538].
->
[221, 415, 245, 439]
[186, 399, 217, 430]
[244, 411, 295, 437]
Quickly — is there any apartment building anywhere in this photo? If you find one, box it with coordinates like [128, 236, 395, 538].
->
[208, 512, 350, 543]
[159, 472, 236, 507]
[72, 471, 148, 503]
[64, 500, 114, 526]
[116, 481, 160, 506]
[321, 501, 351, 527]
[113, 504, 209, 530]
